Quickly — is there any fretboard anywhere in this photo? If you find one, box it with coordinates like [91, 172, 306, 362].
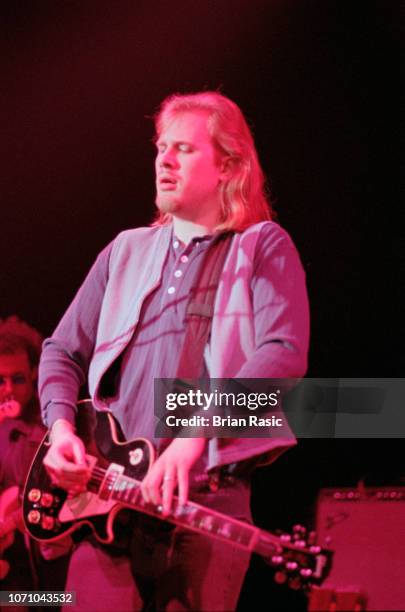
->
[92, 467, 281, 555]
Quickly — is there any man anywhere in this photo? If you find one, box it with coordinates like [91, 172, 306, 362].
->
[0, 316, 70, 609]
[39, 92, 309, 611]
[0, 316, 45, 598]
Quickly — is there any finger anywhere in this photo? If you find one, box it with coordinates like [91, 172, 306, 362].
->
[45, 458, 88, 481]
[45, 460, 88, 489]
[149, 477, 163, 507]
[60, 463, 89, 478]
[71, 439, 88, 467]
[177, 468, 188, 508]
[141, 471, 162, 506]
[161, 474, 177, 516]
[48, 472, 86, 490]
[44, 448, 84, 473]
[61, 447, 89, 474]
[62, 463, 89, 477]
[140, 480, 150, 504]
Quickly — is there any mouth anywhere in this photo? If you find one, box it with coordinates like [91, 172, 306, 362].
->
[158, 175, 178, 190]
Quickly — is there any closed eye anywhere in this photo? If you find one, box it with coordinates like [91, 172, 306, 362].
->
[155, 142, 194, 154]
[178, 143, 194, 153]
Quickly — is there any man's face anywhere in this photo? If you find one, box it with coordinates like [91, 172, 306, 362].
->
[155, 111, 226, 223]
[0, 351, 36, 410]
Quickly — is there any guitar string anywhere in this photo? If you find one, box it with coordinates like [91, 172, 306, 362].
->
[86, 470, 235, 530]
[85, 468, 244, 528]
[48, 469, 317, 568]
[83, 468, 264, 538]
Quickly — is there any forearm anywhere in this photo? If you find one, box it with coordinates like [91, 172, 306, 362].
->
[235, 339, 307, 379]
[39, 340, 85, 428]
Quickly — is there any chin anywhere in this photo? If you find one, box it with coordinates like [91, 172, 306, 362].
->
[156, 195, 180, 214]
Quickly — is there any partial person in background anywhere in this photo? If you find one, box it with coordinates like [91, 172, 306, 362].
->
[0, 316, 70, 610]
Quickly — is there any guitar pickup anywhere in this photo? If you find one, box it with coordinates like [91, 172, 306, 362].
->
[98, 463, 125, 501]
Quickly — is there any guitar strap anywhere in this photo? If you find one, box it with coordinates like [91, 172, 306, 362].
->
[175, 232, 233, 379]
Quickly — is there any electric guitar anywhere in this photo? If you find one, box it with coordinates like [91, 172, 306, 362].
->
[23, 401, 332, 591]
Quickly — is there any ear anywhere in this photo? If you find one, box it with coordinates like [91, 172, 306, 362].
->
[30, 366, 38, 382]
[219, 156, 235, 182]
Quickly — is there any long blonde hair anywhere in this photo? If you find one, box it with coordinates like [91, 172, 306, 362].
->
[153, 92, 274, 231]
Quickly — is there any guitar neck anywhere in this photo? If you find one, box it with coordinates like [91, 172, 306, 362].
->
[88, 465, 280, 556]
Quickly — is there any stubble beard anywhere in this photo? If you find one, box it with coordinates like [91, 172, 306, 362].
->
[155, 192, 181, 215]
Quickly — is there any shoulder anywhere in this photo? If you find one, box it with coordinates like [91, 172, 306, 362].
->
[250, 221, 296, 246]
[236, 221, 298, 257]
[106, 224, 172, 271]
[112, 224, 171, 247]
[243, 222, 305, 278]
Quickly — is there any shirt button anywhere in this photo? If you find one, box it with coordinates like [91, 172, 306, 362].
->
[167, 286, 176, 294]
[180, 255, 188, 263]
[174, 269, 182, 278]
[173, 241, 180, 249]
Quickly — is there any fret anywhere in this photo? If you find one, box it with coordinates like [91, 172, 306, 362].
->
[173, 503, 198, 521]
[198, 514, 214, 532]
[113, 476, 138, 503]
[129, 485, 142, 506]
[99, 470, 259, 552]
[104, 478, 256, 550]
[122, 481, 137, 503]
[167, 499, 257, 549]
[217, 520, 233, 539]
[180, 505, 255, 547]
[216, 521, 254, 547]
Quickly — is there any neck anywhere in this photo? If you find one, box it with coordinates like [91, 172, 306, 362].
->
[172, 216, 218, 245]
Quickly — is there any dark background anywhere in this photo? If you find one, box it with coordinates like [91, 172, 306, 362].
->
[1, 1, 401, 608]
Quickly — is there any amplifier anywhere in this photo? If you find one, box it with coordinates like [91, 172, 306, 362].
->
[314, 487, 405, 611]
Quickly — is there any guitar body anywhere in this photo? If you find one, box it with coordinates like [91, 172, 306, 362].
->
[23, 402, 153, 543]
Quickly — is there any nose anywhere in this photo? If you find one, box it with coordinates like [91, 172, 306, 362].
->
[159, 147, 178, 169]
[1, 377, 14, 398]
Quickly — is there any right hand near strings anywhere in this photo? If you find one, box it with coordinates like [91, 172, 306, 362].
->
[43, 419, 90, 496]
